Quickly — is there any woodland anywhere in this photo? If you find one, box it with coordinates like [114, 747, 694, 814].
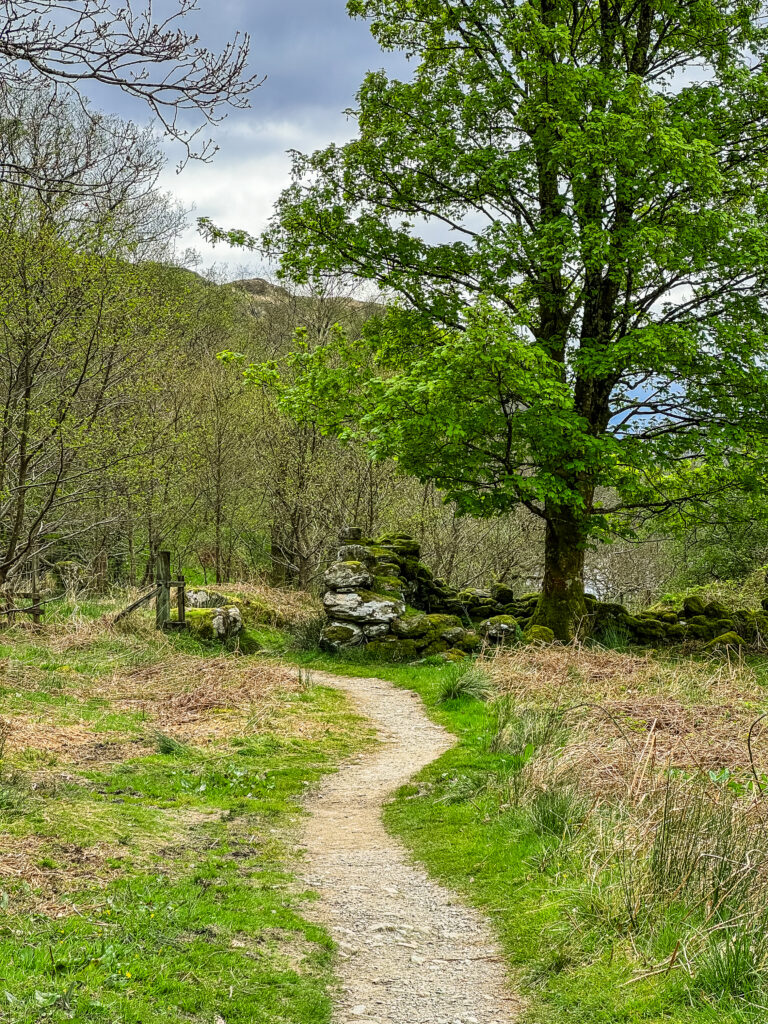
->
[5, 2, 768, 1024]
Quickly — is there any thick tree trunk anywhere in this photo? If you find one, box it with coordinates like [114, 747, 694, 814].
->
[531, 506, 589, 641]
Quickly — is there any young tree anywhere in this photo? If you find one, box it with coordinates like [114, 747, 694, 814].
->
[0, 89, 183, 588]
[212, 0, 768, 638]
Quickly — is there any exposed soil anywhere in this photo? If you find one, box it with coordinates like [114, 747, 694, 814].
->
[302, 671, 519, 1024]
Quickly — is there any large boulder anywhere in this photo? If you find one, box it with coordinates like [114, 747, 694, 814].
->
[186, 606, 243, 640]
[323, 590, 405, 624]
[322, 560, 373, 592]
[320, 621, 365, 651]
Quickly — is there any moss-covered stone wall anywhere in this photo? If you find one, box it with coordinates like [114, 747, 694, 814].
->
[320, 528, 766, 659]
[320, 528, 553, 659]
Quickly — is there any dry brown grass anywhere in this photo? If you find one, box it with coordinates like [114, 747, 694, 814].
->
[2, 658, 302, 762]
[4, 719, 153, 766]
[103, 655, 301, 744]
[210, 581, 322, 627]
[487, 644, 768, 798]
[0, 834, 119, 918]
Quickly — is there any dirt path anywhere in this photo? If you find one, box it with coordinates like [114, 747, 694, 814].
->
[301, 671, 520, 1024]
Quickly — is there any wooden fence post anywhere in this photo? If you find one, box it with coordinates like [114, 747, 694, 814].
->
[176, 574, 186, 626]
[155, 551, 171, 629]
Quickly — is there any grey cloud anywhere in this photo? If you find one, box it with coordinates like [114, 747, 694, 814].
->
[86, 1, 409, 273]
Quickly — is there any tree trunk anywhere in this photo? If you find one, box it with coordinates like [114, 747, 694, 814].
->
[531, 506, 588, 641]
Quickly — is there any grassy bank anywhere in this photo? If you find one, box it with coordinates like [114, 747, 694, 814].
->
[303, 645, 768, 1023]
[0, 601, 371, 1023]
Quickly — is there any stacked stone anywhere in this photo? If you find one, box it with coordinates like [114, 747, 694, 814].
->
[320, 528, 549, 659]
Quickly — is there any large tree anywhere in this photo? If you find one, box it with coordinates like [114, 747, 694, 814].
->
[210, 0, 768, 638]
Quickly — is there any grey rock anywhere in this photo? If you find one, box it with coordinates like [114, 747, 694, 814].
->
[323, 590, 405, 624]
[323, 560, 373, 592]
[363, 622, 391, 639]
[187, 589, 228, 608]
[320, 621, 365, 651]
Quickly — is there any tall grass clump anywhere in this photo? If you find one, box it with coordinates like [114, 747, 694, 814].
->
[528, 785, 590, 840]
[434, 661, 493, 703]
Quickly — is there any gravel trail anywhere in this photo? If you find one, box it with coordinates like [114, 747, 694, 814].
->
[301, 671, 520, 1024]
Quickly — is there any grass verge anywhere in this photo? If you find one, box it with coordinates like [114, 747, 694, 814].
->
[300, 644, 768, 1024]
[0, 604, 371, 1024]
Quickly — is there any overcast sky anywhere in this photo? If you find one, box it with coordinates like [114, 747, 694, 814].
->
[143, 1, 405, 277]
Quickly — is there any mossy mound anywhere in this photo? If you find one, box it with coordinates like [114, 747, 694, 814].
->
[705, 631, 747, 650]
[524, 625, 555, 644]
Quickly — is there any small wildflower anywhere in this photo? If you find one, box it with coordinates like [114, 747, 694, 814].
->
[125, 971, 131, 978]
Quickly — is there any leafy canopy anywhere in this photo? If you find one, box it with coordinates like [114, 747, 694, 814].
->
[217, 0, 768, 539]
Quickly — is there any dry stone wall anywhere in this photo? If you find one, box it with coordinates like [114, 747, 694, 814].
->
[320, 528, 549, 659]
[320, 528, 768, 658]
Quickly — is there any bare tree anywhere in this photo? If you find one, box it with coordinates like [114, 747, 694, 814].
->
[0, 0, 261, 165]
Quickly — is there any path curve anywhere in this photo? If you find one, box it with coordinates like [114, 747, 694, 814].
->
[301, 671, 519, 1024]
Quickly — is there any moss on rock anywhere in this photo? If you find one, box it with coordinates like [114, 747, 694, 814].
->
[490, 582, 516, 605]
[372, 574, 406, 597]
[320, 621, 365, 651]
[440, 649, 468, 662]
[705, 631, 747, 650]
[704, 600, 731, 620]
[524, 625, 555, 644]
[683, 595, 707, 618]
[424, 613, 463, 631]
[366, 638, 421, 662]
[185, 606, 242, 641]
[422, 639, 450, 655]
[665, 623, 687, 641]
[479, 614, 519, 644]
[391, 614, 432, 639]
[658, 612, 679, 624]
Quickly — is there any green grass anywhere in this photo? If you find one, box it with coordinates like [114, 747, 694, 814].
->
[297, 647, 768, 1024]
[0, 611, 371, 1024]
[12, 594, 768, 1023]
